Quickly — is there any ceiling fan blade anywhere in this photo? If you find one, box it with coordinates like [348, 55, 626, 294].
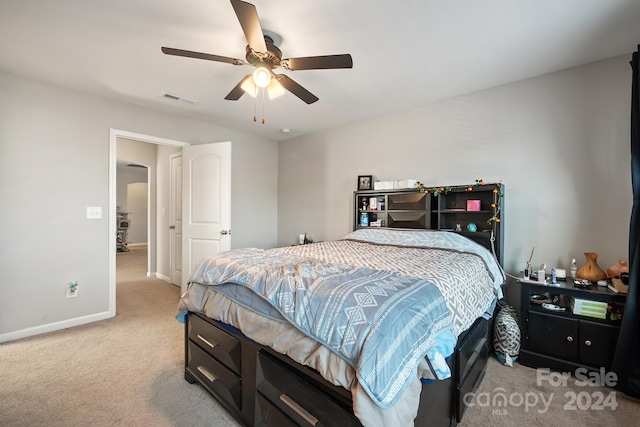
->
[283, 54, 353, 71]
[225, 74, 253, 100]
[162, 47, 244, 65]
[230, 0, 267, 53]
[274, 75, 319, 104]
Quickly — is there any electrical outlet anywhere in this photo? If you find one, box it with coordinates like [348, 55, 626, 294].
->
[67, 281, 78, 298]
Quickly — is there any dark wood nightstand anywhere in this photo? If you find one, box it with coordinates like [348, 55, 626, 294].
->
[518, 278, 627, 372]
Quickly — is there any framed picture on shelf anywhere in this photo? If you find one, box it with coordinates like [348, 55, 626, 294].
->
[357, 175, 373, 190]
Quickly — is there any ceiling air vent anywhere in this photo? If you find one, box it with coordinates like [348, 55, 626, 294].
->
[161, 92, 198, 106]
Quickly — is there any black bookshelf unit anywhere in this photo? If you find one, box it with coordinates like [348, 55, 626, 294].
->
[354, 183, 504, 264]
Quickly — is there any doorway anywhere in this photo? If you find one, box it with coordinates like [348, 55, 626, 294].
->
[108, 130, 232, 318]
[116, 162, 149, 252]
[108, 129, 189, 318]
[114, 162, 149, 286]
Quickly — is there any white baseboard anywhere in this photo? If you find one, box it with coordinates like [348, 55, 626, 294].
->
[127, 242, 148, 247]
[155, 272, 171, 284]
[0, 311, 114, 344]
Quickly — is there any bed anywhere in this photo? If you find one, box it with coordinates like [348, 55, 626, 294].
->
[177, 227, 504, 427]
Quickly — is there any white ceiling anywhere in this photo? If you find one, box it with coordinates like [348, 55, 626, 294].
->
[1, 0, 640, 141]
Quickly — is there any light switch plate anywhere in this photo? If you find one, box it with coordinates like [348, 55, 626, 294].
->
[86, 206, 102, 219]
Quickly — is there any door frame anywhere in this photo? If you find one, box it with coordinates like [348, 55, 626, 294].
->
[108, 129, 189, 317]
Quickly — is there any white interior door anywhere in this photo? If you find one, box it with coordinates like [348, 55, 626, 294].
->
[181, 141, 231, 292]
[169, 153, 182, 286]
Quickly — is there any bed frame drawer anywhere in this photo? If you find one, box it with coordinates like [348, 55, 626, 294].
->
[256, 351, 360, 427]
[189, 313, 241, 374]
[455, 318, 489, 386]
[456, 344, 488, 422]
[454, 318, 490, 423]
[256, 392, 298, 427]
[187, 341, 242, 411]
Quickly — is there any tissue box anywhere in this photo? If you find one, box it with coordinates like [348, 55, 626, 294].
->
[466, 200, 481, 211]
[374, 181, 394, 190]
[394, 179, 418, 189]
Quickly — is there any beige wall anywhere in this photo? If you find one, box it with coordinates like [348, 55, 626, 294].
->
[0, 70, 278, 341]
[278, 54, 633, 306]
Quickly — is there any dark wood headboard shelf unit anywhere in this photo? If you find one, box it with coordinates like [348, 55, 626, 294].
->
[354, 183, 504, 265]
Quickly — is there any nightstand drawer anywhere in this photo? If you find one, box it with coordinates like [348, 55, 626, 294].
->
[256, 352, 359, 427]
[189, 313, 241, 374]
[456, 318, 488, 386]
[187, 341, 241, 411]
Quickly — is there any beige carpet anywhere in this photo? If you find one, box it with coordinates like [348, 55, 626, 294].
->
[0, 246, 240, 427]
[1, 246, 638, 426]
[459, 356, 640, 426]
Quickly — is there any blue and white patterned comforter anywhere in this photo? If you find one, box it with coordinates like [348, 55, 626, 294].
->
[178, 229, 504, 408]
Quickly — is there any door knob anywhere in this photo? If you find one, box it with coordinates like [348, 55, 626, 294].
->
[220, 230, 228, 235]
[169, 225, 175, 230]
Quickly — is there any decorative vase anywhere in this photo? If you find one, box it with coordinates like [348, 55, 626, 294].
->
[607, 260, 629, 279]
[576, 252, 607, 282]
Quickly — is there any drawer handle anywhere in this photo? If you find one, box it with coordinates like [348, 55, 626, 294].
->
[197, 334, 218, 349]
[465, 337, 487, 370]
[196, 366, 218, 383]
[279, 394, 318, 426]
[585, 340, 592, 346]
[567, 336, 574, 342]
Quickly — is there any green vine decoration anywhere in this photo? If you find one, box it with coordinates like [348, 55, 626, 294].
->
[415, 179, 503, 224]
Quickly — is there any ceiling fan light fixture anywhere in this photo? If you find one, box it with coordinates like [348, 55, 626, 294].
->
[252, 66, 271, 88]
[267, 79, 285, 99]
[163, 1, 352, 106]
[240, 77, 258, 98]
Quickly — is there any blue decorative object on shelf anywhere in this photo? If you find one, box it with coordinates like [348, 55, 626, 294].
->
[467, 223, 477, 232]
[360, 212, 369, 227]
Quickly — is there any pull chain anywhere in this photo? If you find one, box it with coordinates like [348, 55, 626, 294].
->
[261, 88, 265, 124]
[250, 87, 266, 124]
[253, 85, 257, 122]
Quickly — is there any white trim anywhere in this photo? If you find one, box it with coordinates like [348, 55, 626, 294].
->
[112, 129, 190, 148]
[155, 272, 172, 283]
[109, 133, 117, 318]
[109, 129, 189, 321]
[0, 311, 113, 344]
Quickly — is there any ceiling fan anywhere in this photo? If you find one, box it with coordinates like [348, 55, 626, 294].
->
[162, 0, 353, 105]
